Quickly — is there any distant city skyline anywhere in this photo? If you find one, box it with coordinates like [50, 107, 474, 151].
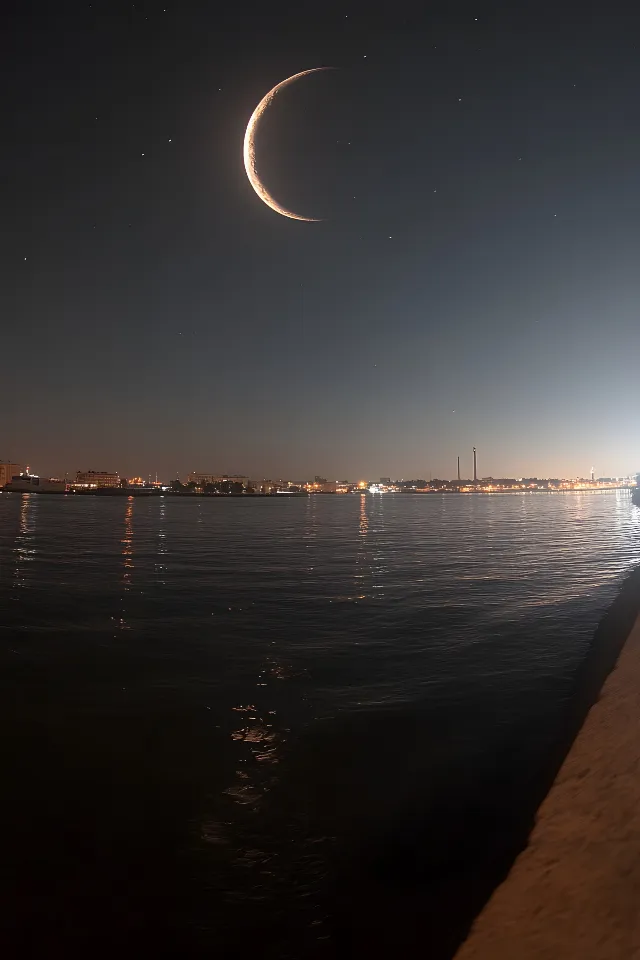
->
[1, 454, 637, 486]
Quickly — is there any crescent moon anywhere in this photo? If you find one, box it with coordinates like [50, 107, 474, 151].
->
[243, 68, 331, 222]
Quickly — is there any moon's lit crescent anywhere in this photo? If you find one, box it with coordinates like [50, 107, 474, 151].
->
[243, 68, 331, 222]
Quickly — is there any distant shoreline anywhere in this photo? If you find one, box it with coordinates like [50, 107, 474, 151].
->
[0, 488, 635, 498]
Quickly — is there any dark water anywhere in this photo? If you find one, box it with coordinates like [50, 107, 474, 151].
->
[1, 491, 639, 957]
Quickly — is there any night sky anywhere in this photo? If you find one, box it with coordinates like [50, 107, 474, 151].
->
[3, 1, 640, 481]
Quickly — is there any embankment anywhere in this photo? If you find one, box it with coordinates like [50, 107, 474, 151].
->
[456, 565, 640, 959]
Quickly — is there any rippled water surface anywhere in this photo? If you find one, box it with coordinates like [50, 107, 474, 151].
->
[1, 491, 639, 956]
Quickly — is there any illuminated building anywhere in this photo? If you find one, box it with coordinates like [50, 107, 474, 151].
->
[186, 473, 249, 487]
[0, 461, 21, 488]
[307, 480, 337, 493]
[75, 470, 120, 488]
[127, 477, 163, 488]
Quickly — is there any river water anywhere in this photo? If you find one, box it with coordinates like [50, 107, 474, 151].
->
[1, 491, 639, 957]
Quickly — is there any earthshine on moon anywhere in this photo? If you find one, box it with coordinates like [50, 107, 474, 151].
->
[243, 68, 331, 222]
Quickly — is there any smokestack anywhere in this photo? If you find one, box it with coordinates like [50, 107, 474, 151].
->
[457, 456, 461, 482]
[473, 447, 477, 483]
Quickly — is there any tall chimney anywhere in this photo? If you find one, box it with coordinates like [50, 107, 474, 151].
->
[473, 447, 477, 483]
[457, 456, 461, 482]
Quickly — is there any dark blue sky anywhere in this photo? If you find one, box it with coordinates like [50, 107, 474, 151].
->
[3, 1, 639, 480]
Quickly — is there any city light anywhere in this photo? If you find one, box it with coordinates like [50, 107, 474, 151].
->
[1, 461, 637, 497]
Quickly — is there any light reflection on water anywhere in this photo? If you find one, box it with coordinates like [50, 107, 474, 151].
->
[155, 496, 167, 582]
[121, 497, 134, 585]
[118, 496, 134, 631]
[2, 488, 639, 722]
[13, 493, 38, 589]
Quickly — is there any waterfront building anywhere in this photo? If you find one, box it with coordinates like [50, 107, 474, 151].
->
[75, 470, 120, 488]
[0, 461, 21, 488]
[307, 480, 337, 493]
[186, 473, 249, 487]
[126, 477, 163, 488]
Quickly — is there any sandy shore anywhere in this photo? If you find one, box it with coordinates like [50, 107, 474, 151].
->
[456, 610, 640, 960]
